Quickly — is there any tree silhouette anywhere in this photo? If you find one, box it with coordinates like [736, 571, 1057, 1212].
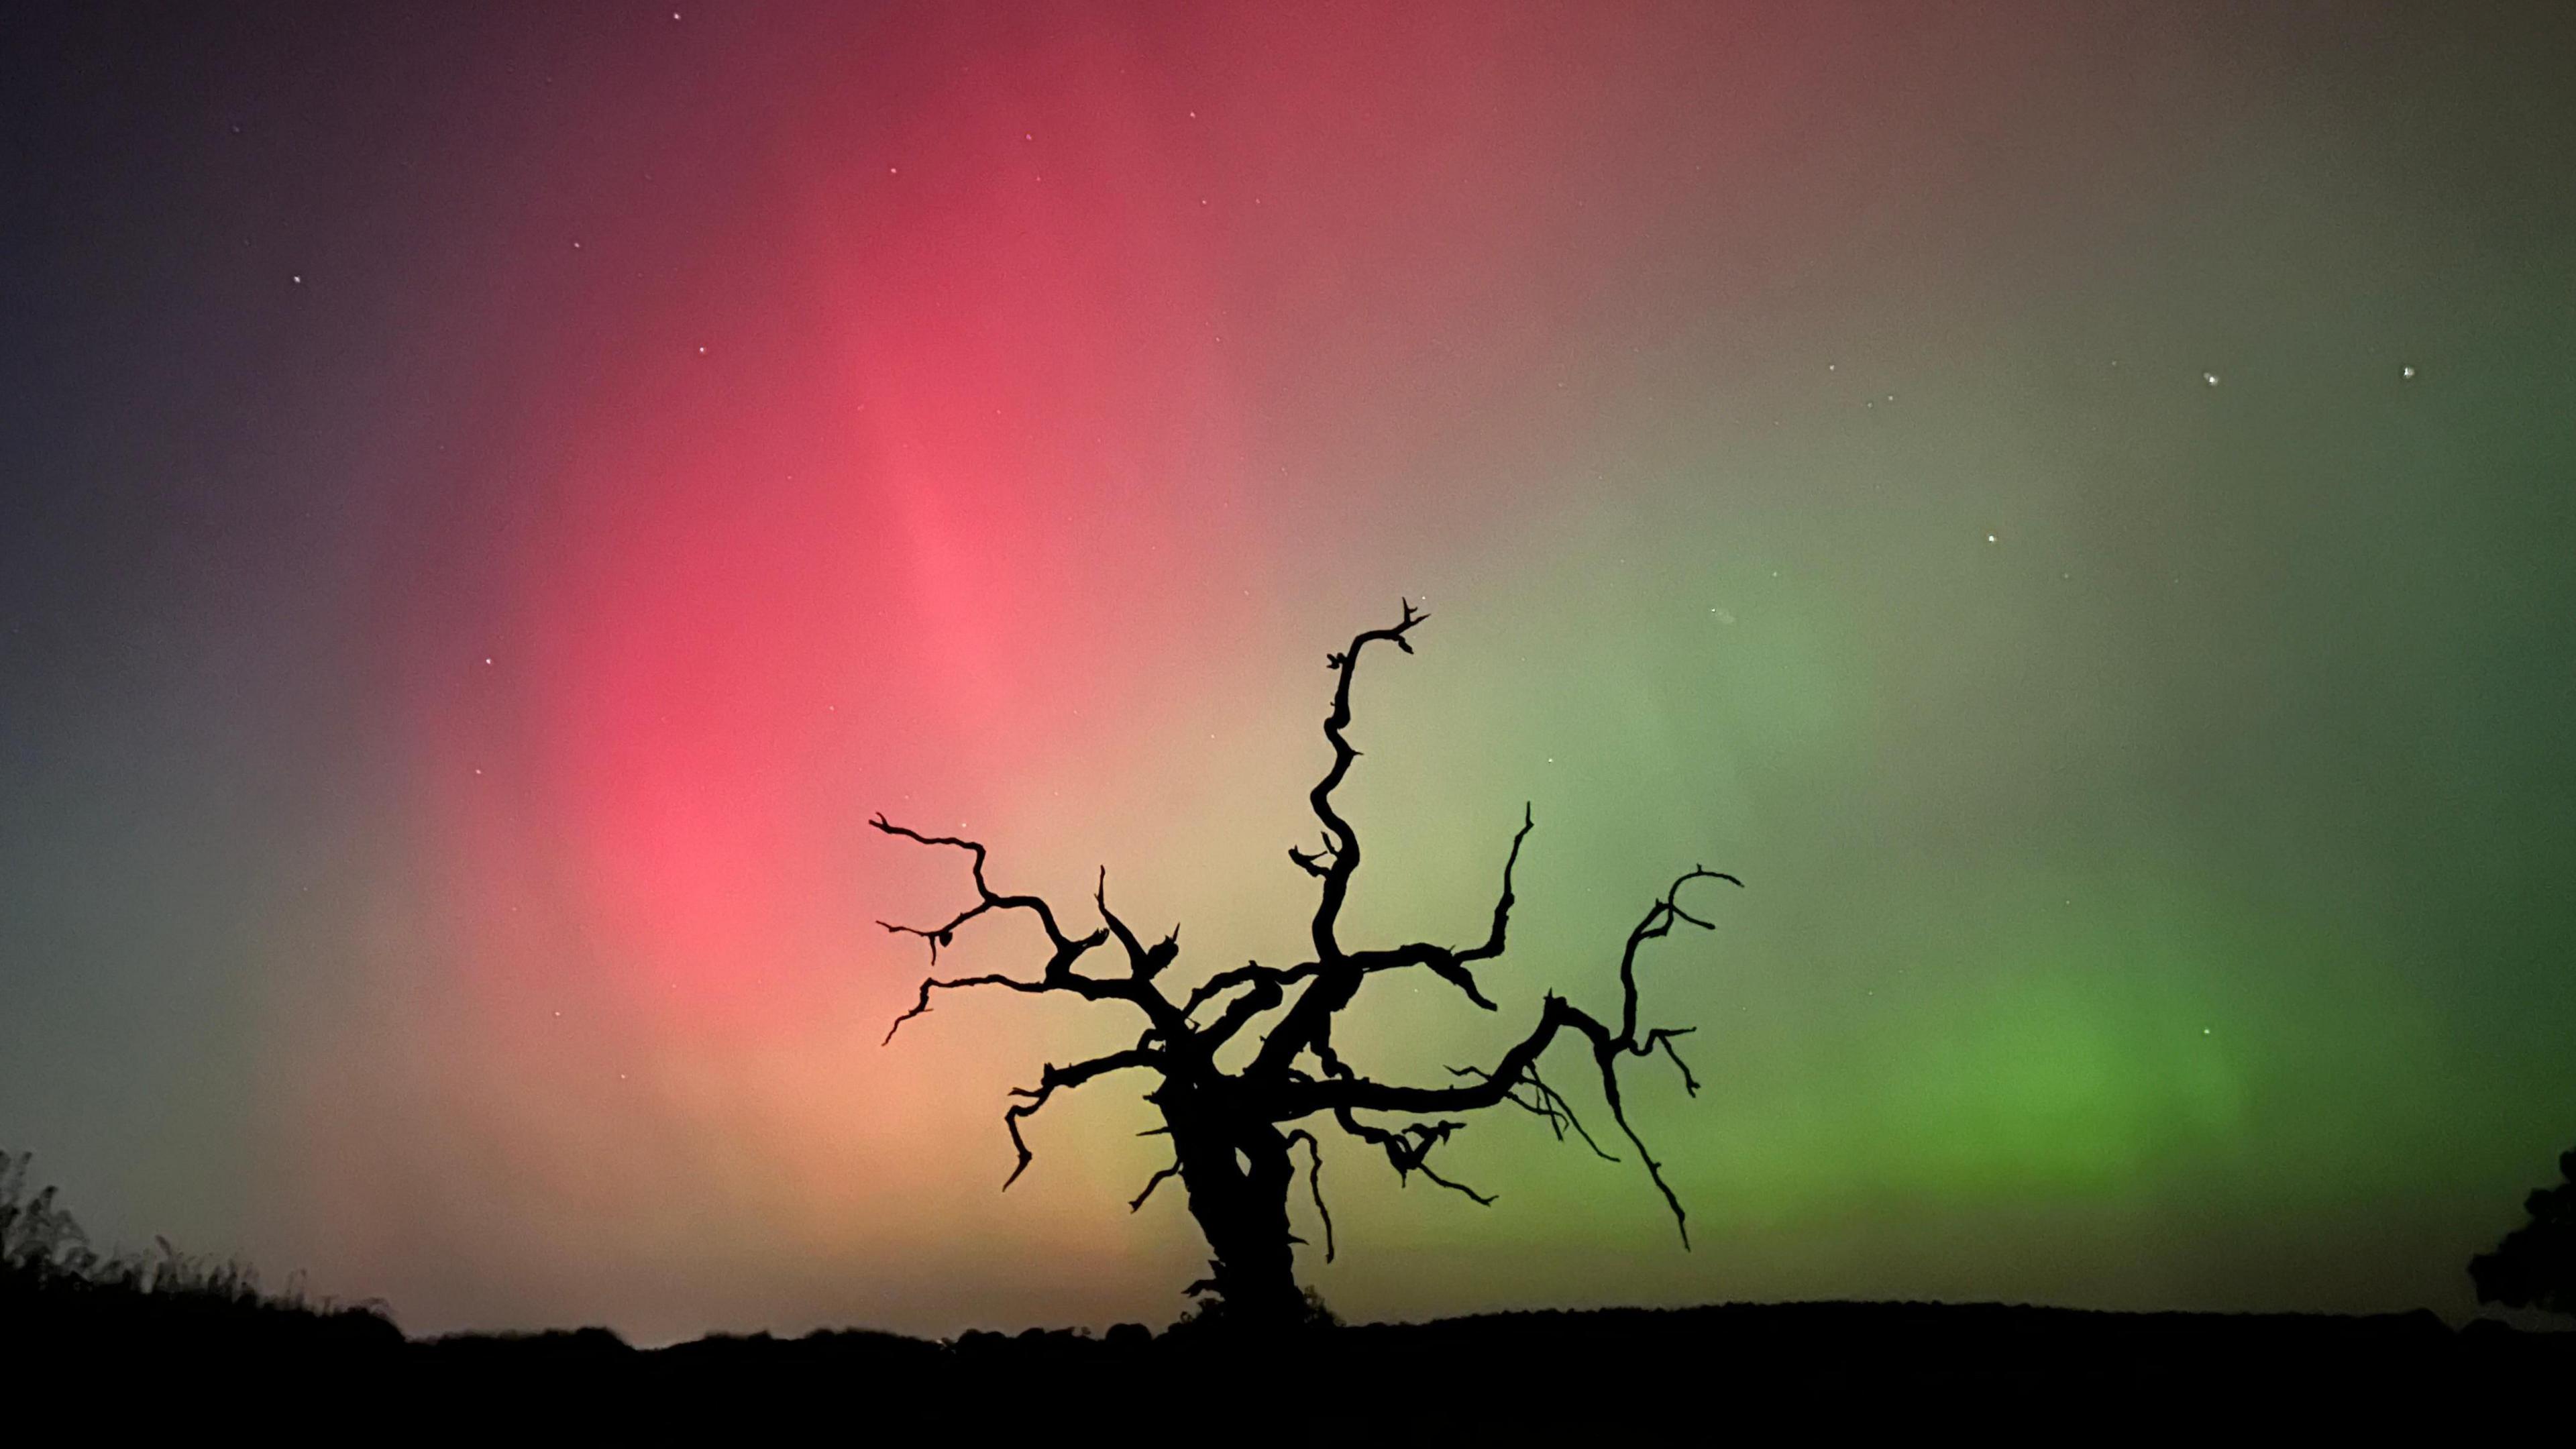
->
[873, 601, 1739, 1329]
[2469, 1143, 2576, 1318]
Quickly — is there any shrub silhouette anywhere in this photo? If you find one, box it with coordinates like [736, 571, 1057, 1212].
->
[2470, 1143, 2576, 1318]
[873, 602, 1740, 1330]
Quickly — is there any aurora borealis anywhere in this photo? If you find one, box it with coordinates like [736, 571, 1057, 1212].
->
[4, 1, 2573, 1344]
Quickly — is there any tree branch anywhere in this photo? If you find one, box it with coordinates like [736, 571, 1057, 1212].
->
[1451, 1061, 1619, 1163]
[1096, 867, 1179, 981]
[872, 814, 1187, 1042]
[1257, 743, 1523, 1075]
[1330, 1108, 1496, 1207]
[1285, 865, 1741, 1246]
[1195, 976, 1289, 1053]
[1347, 942, 1499, 1012]
[1285, 1128, 1336, 1263]
[1179, 959, 1320, 1022]
[1128, 1161, 1183, 1214]
[1646, 1028, 1702, 1096]
[1260, 804, 1527, 1026]
[1614, 865, 1740, 1043]
[872, 814, 1088, 958]
[1452, 802, 1535, 967]
[1303, 597, 1428, 961]
[1000, 1049, 1162, 1191]
[881, 971, 1055, 1046]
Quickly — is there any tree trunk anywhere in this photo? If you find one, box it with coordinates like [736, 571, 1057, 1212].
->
[1169, 1116, 1305, 1330]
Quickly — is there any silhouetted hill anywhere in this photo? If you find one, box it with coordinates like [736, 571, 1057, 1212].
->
[10, 1291, 2565, 1425]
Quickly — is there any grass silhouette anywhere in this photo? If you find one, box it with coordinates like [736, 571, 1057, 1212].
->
[2, 1148, 401, 1362]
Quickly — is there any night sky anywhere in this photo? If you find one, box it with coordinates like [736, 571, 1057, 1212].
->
[4, 1, 2573, 1344]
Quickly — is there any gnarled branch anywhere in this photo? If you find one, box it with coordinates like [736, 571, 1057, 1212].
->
[882, 971, 1055, 1046]
[1347, 941, 1499, 1012]
[873, 815, 1185, 1043]
[1195, 976, 1288, 1053]
[1001, 1049, 1161, 1190]
[1129, 1160, 1183, 1214]
[1179, 959, 1320, 1022]
[872, 814, 1089, 959]
[1303, 597, 1428, 961]
[1614, 865, 1740, 1044]
[1451, 801, 1535, 969]
[1451, 1061, 1619, 1164]
[1285, 1128, 1336, 1262]
[1096, 867, 1179, 981]
[1331, 1108, 1495, 1207]
[1286, 865, 1741, 1245]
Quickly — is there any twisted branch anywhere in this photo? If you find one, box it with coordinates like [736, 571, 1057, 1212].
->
[1451, 1061, 1619, 1163]
[873, 815, 1181, 1044]
[1285, 1129, 1335, 1263]
[871, 814, 1087, 961]
[1303, 597, 1428, 962]
[1451, 801, 1535, 969]
[1096, 867, 1179, 981]
[881, 971, 1053, 1046]
[1256, 601, 1529, 1078]
[1129, 1161, 1183, 1214]
[1179, 960, 1320, 1022]
[1000, 1049, 1161, 1190]
[1288, 866, 1741, 1245]
[1332, 1108, 1496, 1206]
[1195, 976, 1289, 1053]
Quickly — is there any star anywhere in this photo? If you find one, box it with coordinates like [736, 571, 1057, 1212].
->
[2203, 371, 2220, 386]
[2402, 365, 2416, 379]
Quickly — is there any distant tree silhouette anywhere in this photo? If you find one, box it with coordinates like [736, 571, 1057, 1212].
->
[2469, 1143, 2576, 1318]
[873, 602, 1739, 1330]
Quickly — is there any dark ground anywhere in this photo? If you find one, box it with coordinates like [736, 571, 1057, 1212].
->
[6, 1291, 2566, 1428]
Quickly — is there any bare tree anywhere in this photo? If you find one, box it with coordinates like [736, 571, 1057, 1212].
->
[873, 602, 1739, 1329]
